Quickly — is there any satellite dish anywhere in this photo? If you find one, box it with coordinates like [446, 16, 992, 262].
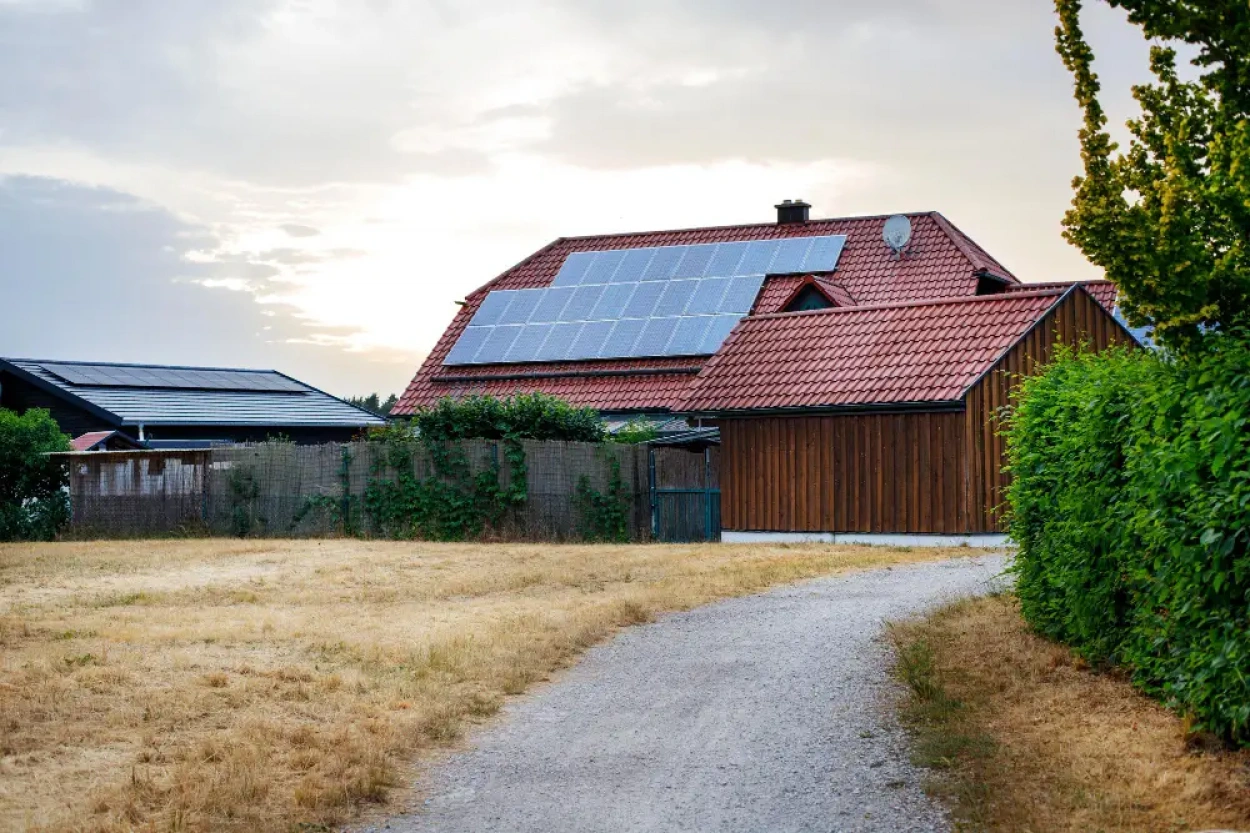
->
[883, 214, 912, 257]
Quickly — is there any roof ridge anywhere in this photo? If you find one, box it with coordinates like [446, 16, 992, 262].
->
[554, 210, 939, 244]
[3, 357, 280, 374]
[928, 212, 1018, 282]
[749, 287, 1066, 320]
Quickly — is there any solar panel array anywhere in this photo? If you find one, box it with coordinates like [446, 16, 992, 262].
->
[42, 363, 307, 393]
[444, 234, 847, 366]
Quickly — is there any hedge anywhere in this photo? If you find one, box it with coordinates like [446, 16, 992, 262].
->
[1007, 334, 1250, 745]
[0, 407, 71, 541]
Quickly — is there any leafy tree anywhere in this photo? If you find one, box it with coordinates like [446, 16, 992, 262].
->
[1054, 0, 1250, 349]
[346, 393, 398, 416]
[0, 408, 71, 541]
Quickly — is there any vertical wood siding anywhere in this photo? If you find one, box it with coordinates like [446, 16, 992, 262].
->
[964, 288, 1134, 531]
[720, 410, 968, 533]
[720, 289, 1134, 534]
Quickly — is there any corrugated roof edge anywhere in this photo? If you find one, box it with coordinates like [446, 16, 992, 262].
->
[3, 357, 301, 375]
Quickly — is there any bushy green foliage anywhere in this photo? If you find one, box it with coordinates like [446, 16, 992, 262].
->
[573, 455, 631, 542]
[0, 408, 71, 541]
[1053, 0, 1250, 349]
[1007, 337, 1250, 744]
[412, 393, 605, 443]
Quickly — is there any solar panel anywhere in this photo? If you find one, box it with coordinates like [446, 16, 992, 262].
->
[551, 251, 596, 287]
[591, 283, 636, 320]
[707, 241, 749, 277]
[567, 320, 614, 360]
[600, 318, 646, 358]
[685, 277, 730, 315]
[474, 325, 524, 363]
[611, 248, 655, 283]
[560, 284, 605, 322]
[503, 323, 552, 363]
[536, 322, 582, 361]
[529, 286, 576, 323]
[641, 246, 683, 281]
[801, 235, 847, 272]
[443, 234, 847, 365]
[673, 244, 717, 279]
[634, 317, 679, 357]
[469, 291, 513, 326]
[41, 362, 308, 392]
[738, 239, 779, 275]
[667, 316, 713, 356]
[497, 289, 543, 325]
[769, 237, 814, 275]
[700, 315, 743, 354]
[719, 275, 765, 314]
[622, 281, 664, 318]
[582, 249, 626, 285]
[653, 279, 698, 317]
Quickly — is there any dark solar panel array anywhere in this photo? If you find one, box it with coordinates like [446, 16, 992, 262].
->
[42, 363, 306, 392]
[443, 234, 846, 366]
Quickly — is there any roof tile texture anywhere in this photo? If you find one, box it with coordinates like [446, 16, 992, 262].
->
[395, 212, 1014, 414]
[677, 291, 1066, 412]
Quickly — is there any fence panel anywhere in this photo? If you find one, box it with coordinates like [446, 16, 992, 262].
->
[55, 439, 669, 542]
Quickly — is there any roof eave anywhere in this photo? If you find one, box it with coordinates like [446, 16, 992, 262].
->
[0, 359, 123, 426]
[676, 399, 966, 419]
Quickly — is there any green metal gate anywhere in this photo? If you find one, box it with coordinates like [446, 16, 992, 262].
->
[649, 446, 720, 542]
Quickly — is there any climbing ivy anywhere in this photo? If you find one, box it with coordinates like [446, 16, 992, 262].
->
[573, 452, 631, 542]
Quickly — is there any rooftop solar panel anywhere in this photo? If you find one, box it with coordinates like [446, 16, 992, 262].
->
[41, 362, 308, 392]
[700, 315, 743, 354]
[737, 239, 779, 275]
[673, 244, 717, 279]
[560, 284, 605, 322]
[529, 286, 576, 323]
[599, 318, 646, 358]
[568, 320, 614, 360]
[611, 248, 655, 284]
[591, 283, 636, 320]
[551, 251, 596, 287]
[503, 323, 552, 363]
[445, 326, 491, 364]
[707, 241, 749, 277]
[582, 249, 626, 285]
[473, 325, 524, 364]
[719, 275, 766, 314]
[667, 315, 713, 356]
[653, 279, 698, 317]
[536, 322, 582, 361]
[685, 277, 730, 316]
[622, 281, 664, 319]
[469, 291, 513, 326]
[801, 235, 847, 272]
[641, 246, 683, 281]
[497, 289, 543, 325]
[769, 237, 814, 275]
[634, 317, 679, 357]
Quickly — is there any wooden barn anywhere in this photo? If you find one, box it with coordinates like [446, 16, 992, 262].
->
[676, 285, 1136, 545]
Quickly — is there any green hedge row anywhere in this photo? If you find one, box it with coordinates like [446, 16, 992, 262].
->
[1007, 334, 1250, 745]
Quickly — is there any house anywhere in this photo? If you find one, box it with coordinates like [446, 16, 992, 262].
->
[393, 201, 1130, 542]
[394, 202, 1117, 420]
[0, 358, 386, 446]
[69, 430, 145, 452]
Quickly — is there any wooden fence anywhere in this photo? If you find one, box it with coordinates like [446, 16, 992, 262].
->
[54, 440, 713, 541]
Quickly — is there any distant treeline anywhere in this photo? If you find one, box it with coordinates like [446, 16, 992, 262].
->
[345, 393, 398, 417]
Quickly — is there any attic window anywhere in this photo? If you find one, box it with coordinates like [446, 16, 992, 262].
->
[783, 284, 835, 312]
[976, 274, 1009, 296]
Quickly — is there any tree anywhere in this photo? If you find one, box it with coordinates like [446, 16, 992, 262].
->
[1054, 0, 1250, 349]
[346, 393, 398, 416]
[0, 408, 71, 541]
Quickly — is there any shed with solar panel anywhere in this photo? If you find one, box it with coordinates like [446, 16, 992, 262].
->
[0, 357, 386, 447]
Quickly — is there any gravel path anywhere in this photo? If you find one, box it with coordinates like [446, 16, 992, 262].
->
[383, 553, 1009, 833]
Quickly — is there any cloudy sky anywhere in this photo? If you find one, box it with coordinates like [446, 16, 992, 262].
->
[0, 0, 1153, 397]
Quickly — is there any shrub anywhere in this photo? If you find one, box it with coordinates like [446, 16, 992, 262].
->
[410, 393, 604, 443]
[1007, 335, 1250, 745]
[0, 408, 71, 541]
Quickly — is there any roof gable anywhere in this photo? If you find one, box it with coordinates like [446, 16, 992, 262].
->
[677, 289, 1069, 413]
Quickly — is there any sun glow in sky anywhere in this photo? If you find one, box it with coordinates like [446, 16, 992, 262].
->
[0, 0, 1152, 396]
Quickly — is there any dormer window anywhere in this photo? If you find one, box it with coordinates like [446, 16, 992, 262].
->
[783, 284, 836, 312]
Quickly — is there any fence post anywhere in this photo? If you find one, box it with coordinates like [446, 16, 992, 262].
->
[648, 446, 658, 539]
[339, 444, 352, 537]
[703, 447, 712, 542]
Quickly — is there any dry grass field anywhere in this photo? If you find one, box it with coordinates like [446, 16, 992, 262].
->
[890, 594, 1250, 833]
[0, 539, 968, 832]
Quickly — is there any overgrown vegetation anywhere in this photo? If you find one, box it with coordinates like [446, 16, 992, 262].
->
[1054, 0, 1250, 350]
[1007, 336, 1250, 746]
[890, 594, 1250, 832]
[345, 392, 398, 416]
[0, 407, 70, 541]
[361, 394, 605, 540]
[573, 453, 631, 542]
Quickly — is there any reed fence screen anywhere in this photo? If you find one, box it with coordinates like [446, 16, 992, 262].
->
[55, 440, 714, 541]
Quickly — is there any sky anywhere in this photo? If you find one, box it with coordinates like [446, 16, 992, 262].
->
[0, 0, 1156, 398]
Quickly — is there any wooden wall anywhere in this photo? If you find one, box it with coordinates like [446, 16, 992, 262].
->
[720, 289, 1134, 535]
[964, 288, 1135, 531]
[720, 411, 969, 534]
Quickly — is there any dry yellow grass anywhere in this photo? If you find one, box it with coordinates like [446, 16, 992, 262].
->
[890, 594, 1250, 833]
[0, 539, 970, 832]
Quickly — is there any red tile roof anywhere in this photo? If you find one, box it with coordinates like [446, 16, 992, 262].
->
[1003, 279, 1117, 311]
[394, 211, 1018, 415]
[677, 290, 1069, 413]
[69, 430, 142, 451]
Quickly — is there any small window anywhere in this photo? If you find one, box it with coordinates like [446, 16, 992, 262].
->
[783, 284, 835, 312]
